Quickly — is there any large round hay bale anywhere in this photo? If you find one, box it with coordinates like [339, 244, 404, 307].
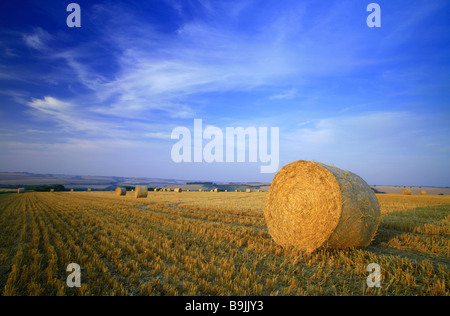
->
[17, 188, 25, 194]
[115, 187, 126, 196]
[264, 160, 380, 253]
[419, 190, 427, 195]
[402, 188, 412, 195]
[246, 189, 251, 193]
[174, 188, 182, 193]
[135, 185, 148, 198]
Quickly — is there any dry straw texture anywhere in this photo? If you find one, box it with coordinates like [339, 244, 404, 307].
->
[115, 187, 126, 196]
[246, 189, 251, 193]
[70, 189, 74, 192]
[135, 186, 148, 198]
[17, 188, 25, 194]
[402, 188, 413, 195]
[264, 160, 380, 253]
[419, 190, 427, 195]
[174, 188, 182, 193]
[214, 189, 219, 192]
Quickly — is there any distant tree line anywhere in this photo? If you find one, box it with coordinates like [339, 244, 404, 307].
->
[0, 184, 66, 191]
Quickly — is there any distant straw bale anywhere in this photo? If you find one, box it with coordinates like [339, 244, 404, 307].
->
[419, 190, 427, 195]
[264, 160, 380, 253]
[246, 189, 251, 193]
[17, 188, 25, 194]
[174, 188, 182, 193]
[135, 186, 148, 198]
[115, 187, 126, 196]
[402, 188, 412, 195]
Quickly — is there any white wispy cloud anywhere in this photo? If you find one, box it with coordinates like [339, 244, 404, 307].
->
[22, 27, 51, 51]
[269, 88, 298, 100]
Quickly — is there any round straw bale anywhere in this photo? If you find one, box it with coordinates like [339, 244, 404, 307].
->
[115, 187, 126, 196]
[50, 189, 54, 192]
[70, 189, 74, 192]
[199, 189, 203, 192]
[135, 185, 148, 198]
[174, 188, 182, 193]
[87, 188, 91, 192]
[246, 189, 251, 193]
[214, 188, 219, 192]
[402, 188, 412, 195]
[17, 188, 25, 194]
[264, 160, 380, 253]
[419, 190, 427, 195]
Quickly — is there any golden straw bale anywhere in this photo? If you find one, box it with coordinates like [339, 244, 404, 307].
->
[246, 189, 251, 193]
[402, 188, 412, 195]
[115, 187, 126, 196]
[174, 188, 182, 193]
[419, 190, 427, 195]
[264, 160, 380, 253]
[135, 185, 148, 198]
[17, 188, 25, 194]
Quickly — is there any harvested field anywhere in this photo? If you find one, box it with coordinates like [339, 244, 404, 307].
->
[0, 191, 448, 296]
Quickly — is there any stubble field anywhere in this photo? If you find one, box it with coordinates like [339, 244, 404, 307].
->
[0, 191, 448, 296]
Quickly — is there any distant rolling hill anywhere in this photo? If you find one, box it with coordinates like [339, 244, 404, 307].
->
[0, 172, 448, 194]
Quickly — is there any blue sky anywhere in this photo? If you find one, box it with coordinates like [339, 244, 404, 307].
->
[0, 0, 449, 186]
